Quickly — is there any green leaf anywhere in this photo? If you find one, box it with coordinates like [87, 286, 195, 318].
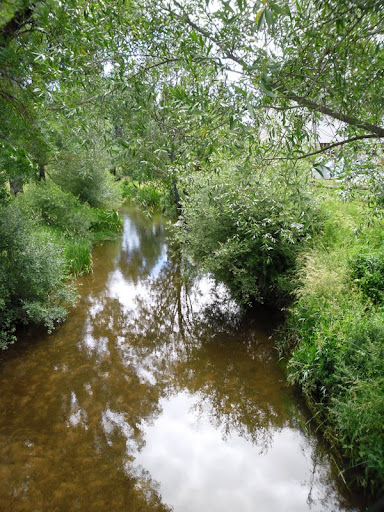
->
[259, 77, 275, 97]
[255, 8, 265, 29]
[265, 9, 274, 29]
[234, 85, 247, 97]
[269, 1, 288, 15]
[236, 0, 246, 11]
[118, 139, 131, 149]
[222, 1, 235, 13]
[246, 101, 255, 119]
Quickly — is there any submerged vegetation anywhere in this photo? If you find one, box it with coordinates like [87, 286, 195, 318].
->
[1, 0, 383, 499]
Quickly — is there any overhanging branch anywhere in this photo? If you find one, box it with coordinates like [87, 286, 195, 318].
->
[0, 6, 34, 45]
[170, 1, 384, 139]
[283, 92, 384, 139]
[296, 135, 380, 159]
[263, 134, 380, 162]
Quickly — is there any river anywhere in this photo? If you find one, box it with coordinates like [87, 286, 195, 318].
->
[0, 207, 365, 512]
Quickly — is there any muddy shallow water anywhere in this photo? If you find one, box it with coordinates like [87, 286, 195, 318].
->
[0, 207, 365, 511]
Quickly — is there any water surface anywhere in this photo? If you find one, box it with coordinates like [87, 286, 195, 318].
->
[0, 207, 365, 511]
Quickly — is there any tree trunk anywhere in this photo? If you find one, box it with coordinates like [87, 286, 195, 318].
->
[172, 177, 182, 216]
[9, 180, 23, 195]
[38, 162, 46, 181]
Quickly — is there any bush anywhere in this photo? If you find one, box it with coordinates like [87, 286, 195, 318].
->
[122, 181, 161, 207]
[89, 208, 123, 241]
[51, 149, 121, 209]
[178, 166, 321, 305]
[350, 252, 384, 304]
[0, 203, 77, 348]
[0, 177, 124, 347]
[122, 180, 177, 216]
[18, 182, 92, 237]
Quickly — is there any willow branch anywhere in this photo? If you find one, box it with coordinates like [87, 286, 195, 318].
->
[0, 6, 34, 44]
[170, 1, 384, 139]
[264, 134, 379, 162]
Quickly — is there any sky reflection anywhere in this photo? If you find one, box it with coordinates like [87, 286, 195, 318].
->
[131, 392, 349, 512]
[0, 207, 364, 512]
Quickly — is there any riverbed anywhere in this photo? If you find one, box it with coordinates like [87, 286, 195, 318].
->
[0, 207, 365, 511]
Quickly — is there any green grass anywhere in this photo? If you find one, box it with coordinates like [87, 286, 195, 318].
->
[64, 239, 93, 276]
[283, 188, 384, 495]
[121, 179, 178, 217]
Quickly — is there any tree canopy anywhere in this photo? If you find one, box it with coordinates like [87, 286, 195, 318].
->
[1, 0, 383, 192]
[1, 0, 384, 497]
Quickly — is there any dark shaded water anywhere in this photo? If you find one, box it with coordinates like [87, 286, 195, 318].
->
[0, 207, 365, 512]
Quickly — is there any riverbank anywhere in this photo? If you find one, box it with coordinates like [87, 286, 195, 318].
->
[91, 179, 384, 497]
[0, 181, 122, 349]
[282, 186, 384, 496]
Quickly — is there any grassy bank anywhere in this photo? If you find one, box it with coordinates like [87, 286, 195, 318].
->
[175, 166, 383, 496]
[121, 179, 178, 218]
[0, 181, 122, 348]
[282, 186, 384, 495]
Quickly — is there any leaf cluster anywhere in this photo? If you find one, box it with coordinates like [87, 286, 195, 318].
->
[178, 163, 321, 305]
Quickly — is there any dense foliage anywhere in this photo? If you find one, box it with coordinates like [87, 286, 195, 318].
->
[0, 200, 75, 347]
[282, 193, 384, 492]
[0, 0, 383, 498]
[0, 182, 122, 348]
[179, 164, 321, 305]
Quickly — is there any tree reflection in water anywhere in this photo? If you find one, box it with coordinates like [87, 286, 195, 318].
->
[0, 207, 362, 512]
[74, 208, 354, 511]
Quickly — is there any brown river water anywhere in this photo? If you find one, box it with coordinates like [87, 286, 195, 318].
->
[0, 207, 366, 512]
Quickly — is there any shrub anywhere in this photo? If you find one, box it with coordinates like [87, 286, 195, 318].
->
[51, 150, 121, 209]
[89, 208, 123, 241]
[178, 166, 321, 305]
[122, 180, 177, 216]
[0, 203, 77, 348]
[122, 181, 161, 208]
[18, 182, 92, 237]
[0, 177, 123, 347]
[350, 252, 384, 304]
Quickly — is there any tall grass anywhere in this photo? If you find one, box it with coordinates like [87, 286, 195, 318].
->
[122, 180, 178, 217]
[283, 190, 384, 494]
[64, 239, 93, 276]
